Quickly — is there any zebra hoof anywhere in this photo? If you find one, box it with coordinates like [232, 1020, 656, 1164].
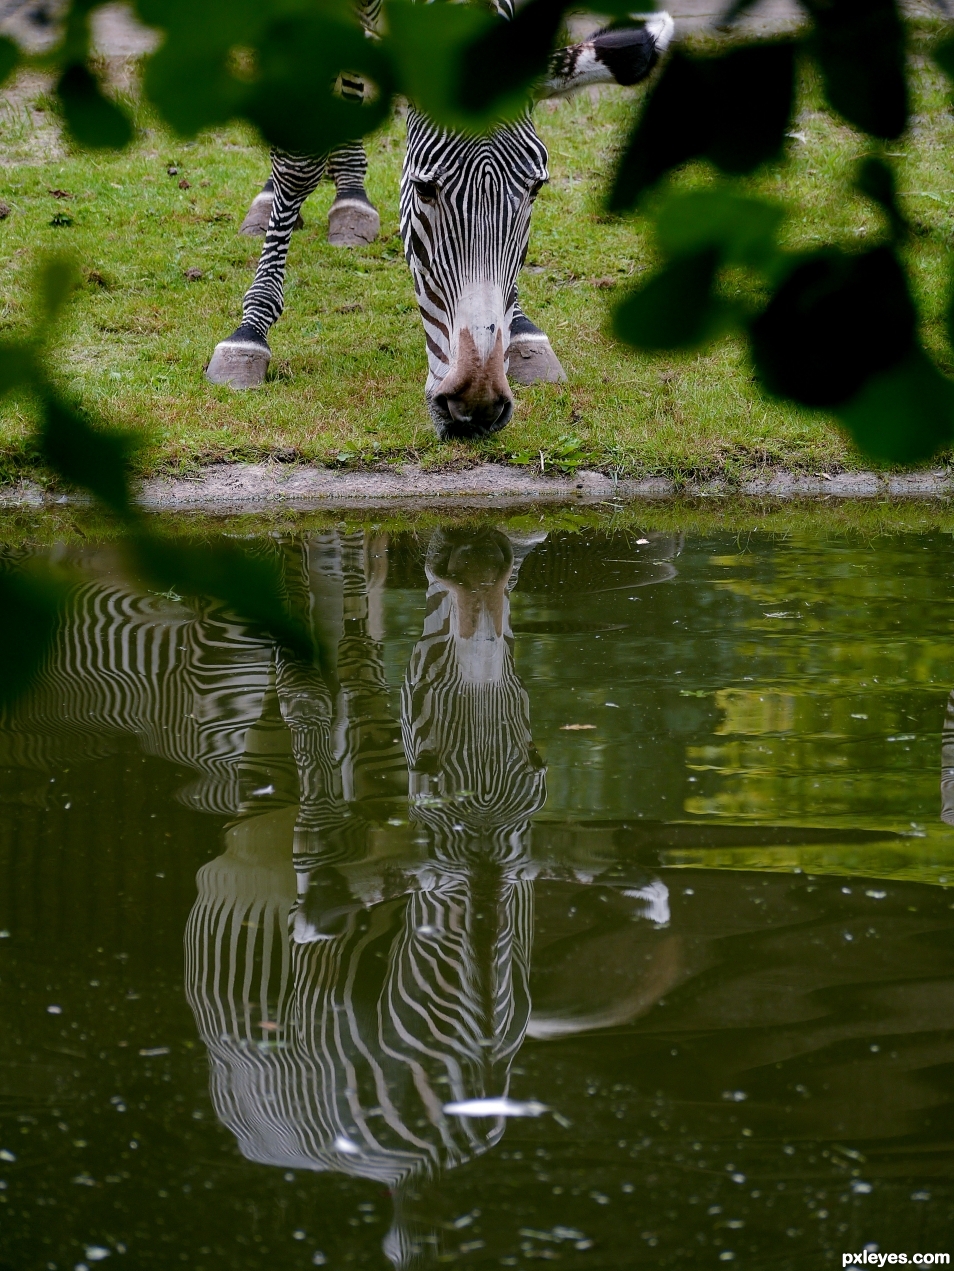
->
[239, 192, 304, 236]
[327, 197, 380, 247]
[205, 337, 271, 388]
[507, 333, 568, 385]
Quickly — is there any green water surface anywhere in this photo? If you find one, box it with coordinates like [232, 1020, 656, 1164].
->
[1, 516, 953, 1269]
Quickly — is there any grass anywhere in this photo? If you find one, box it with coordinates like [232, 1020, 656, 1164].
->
[2, 16, 954, 484]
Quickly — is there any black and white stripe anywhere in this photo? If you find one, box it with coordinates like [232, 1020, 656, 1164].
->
[206, 3, 673, 424]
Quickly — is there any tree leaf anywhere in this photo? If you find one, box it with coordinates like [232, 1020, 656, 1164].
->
[803, 0, 907, 141]
[36, 256, 79, 328]
[749, 246, 916, 408]
[454, 0, 565, 122]
[609, 42, 796, 211]
[39, 396, 135, 513]
[245, 13, 394, 154]
[654, 189, 784, 270]
[855, 154, 906, 240]
[129, 535, 313, 659]
[836, 345, 954, 463]
[56, 63, 134, 150]
[612, 249, 737, 351]
[0, 567, 66, 710]
[0, 36, 19, 89]
[386, 0, 496, 130]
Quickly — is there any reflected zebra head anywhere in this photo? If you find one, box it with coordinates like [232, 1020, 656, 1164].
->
[401, 112, 549, 440]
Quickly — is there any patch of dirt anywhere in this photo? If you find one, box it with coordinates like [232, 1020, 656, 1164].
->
[3, 464, 952, 513]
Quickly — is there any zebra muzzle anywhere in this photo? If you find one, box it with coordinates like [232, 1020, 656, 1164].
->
[431, 326, 513, 439]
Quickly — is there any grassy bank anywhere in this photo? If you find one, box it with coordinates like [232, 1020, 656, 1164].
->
[2, 15, 954, 483]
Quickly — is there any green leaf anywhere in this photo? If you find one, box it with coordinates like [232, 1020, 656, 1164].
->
[0, 36, 20, 89]
[0, 567, 66, 710]
[454, 0, 565, 123]
[612, 249, 737, 351]
[129, 535, 313, 659]
[386, 0, 495, 130]
[142, 45, 250, 135]
[855, 154, 906, 240]
[836, 346, 954, 464]
[803, 0, 907, 141]
[36, 256, 79, 328]
[245, 13, 394, 155]
[39, 396, 135, 513]
[654, 190, 785, 270]
[749, 246, 916, 408]
[57, 63, 134, 150]
[609, 42, 796, 211]
[0, 343, 38, 397]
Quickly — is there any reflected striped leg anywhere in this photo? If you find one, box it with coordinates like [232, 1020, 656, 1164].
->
[207, 152, 325, 388]
[507, 288, 566, 386]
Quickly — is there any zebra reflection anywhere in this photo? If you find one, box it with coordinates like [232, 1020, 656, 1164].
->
[186, 526, 552, 1265]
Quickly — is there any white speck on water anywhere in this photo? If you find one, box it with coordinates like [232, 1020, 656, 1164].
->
[0, 930, 9, 938]
[865, 890, 887, 899]
[292, 1229, 306, 1240]
[730, 1173, 746, 1184]
[722, 1091, 747, 1102]
[851, 1180, 873, 1194]
[851, 713, 868, 719]
[138, 1047, 170, 1057]
[332, 1135, 360, 1155]
[604, 702, 619, 708]
[47, 1005, 62, 1015]
[0, 1150, 15, 1162]
[636, 539, 649, 544]
[312, 1255, 327, 1267]
[251, 785, 275, 797]
[84, 1248, 111, 1262]
[444, 1097, 549, 1118]
[911, 1190, 931, 1201]
[887, 735, 916, 743]
[719, 1253, 736, 1262]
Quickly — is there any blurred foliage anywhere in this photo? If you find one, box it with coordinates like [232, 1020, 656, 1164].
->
[0, 0, 949, 463]
[4, 0, 954, 698]
[0, 258, 312, 705]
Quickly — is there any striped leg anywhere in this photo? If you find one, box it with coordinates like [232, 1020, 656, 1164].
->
[207, 152, 325, 388]
[325, 139, 380, 247]
[508, 289, 566, 385]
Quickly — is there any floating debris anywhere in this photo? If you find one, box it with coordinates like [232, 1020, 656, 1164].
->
[560, 724, 596, 731]
[138, 1047, 170, 1057]
[444, 1098, 549, 1118]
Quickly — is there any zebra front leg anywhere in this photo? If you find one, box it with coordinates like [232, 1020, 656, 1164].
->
[507, 293, 567, 386]
[206, 153, 325, 388]
[325, 140, 380, 247]
[239, 178, 305, 236]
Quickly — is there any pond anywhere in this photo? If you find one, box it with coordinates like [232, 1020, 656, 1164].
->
[1, 514, 953, 1269]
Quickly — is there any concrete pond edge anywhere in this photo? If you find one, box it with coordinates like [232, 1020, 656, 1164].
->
[3, 463, 954, 512]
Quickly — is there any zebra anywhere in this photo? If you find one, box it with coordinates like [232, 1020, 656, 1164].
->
[205, 8, 675, 439]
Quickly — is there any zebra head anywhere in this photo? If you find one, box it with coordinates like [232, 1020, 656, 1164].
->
[401, 110, 549, 440]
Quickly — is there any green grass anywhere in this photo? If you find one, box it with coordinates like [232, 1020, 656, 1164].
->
[3, 17, 954, 484]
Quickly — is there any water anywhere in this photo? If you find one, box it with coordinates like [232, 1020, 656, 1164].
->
[2, 516, 953, 1269]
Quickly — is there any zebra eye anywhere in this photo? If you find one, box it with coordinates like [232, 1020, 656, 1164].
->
[413, 179, 439, 204]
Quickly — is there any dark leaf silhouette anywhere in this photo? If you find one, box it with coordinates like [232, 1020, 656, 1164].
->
[609, 42, 796, 211]
[837, 347, 954, 463]
[0, 568, 66, 710]
[129, 536, 314, 660]
[57, 63, 134, 150]
[803, 0, 907, 140]
[749, 246, 916, 408]
[613, 250, 733, 351]
[39, 397, 135, 513]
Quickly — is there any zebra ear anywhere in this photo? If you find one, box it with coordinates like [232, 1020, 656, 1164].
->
[537, 11, 673, 99]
